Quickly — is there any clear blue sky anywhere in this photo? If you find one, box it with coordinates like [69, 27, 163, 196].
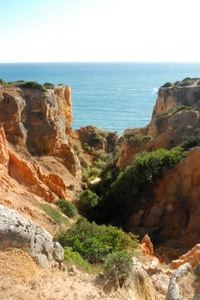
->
[0, 0, 199, 63]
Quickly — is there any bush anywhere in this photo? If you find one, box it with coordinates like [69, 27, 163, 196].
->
[68, 184, 75, 191]
[133, 146, 186, 184]
[19, 81, 47, 92]
[54, 217, 138, 264]
[181, 136, 200, 150]
[129, 135, 143, 146]
[162, 82, 173, 88]
[86, 140, 193, 226]
[77, 189, 99, 214]
[43, 82, 55, 90]
[103, 250, 133, 288]
[55, 199, 78, 219]
[64, 247, 90, 270]
[39, 203, 70, 226]
[178, 79, 195, 86]
[155, 105, 192, 118]
[142, 135, 152, 142]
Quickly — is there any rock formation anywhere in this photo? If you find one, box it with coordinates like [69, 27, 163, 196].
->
[126, 146, 200, 262]
[76, 125, 119, 152]
[2, 78, 200, 298]
[0, 204, 64, 267]
[115, 83, 200, 262]
[0, 84, 81, 177]
[117, 84, 200, 167]
[171, 244, 200, 269]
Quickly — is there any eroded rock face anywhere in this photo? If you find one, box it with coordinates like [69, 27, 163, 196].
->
[0, 204, 64, 268]
[0, 125, 9, 166]
[152, 85, 200, 117]
[0, 85, 80, 177]
[128, 147, 200, 262]
[171, 244, 200, 269]
[117, 84, 200, 167]
[76, 125, 119, 152]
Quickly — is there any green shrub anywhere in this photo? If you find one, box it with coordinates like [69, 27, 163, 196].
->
[103, 250, 133, 288]
[178, 79, 195, 86]
[86, 140, 194, 226]
[77, 189, 99, 214]
[129, 135, 143, 146]
[19, 81, 47, 92]
[142, 135, 152, 142]
[173, 105, 192, 113]
[133, 146, 186, 184]
[0, 78, 6, 85]
[39, 203, 70, 226]
[162, 82, 173, 88]
[54, 217, 138, 264]
[55, 199, 78, 219]
[181, 136, 200, 150]
[68, 184, 75, 191]
[43, 82, 55, 90]
[64, 247, 90, 270]
[155, 105, 193, 118]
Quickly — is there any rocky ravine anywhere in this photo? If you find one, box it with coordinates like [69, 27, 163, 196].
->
[116, 82, 200, 260]
[1, 80, 200, 299]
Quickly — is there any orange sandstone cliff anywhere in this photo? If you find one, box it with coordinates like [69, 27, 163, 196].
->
[0, 83, 82, 233]
[116, 81, 200, 262]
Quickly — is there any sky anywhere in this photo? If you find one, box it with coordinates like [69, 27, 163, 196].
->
[0, 0, 200, 63]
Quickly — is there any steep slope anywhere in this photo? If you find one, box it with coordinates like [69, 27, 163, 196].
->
[0, 83, 82, 234]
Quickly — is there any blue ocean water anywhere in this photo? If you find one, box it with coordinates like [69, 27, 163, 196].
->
[1, 62, 200, 136]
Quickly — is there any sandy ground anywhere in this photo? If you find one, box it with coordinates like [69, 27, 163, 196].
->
[0, 248, 132, 300]
[1, 249, 200, 300]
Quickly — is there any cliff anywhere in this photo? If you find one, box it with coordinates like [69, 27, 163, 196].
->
[117, 82, 200, 167]
[88, 80, 200, 265]
[0, 83, 83, 234]
[2, 78, 200, 299]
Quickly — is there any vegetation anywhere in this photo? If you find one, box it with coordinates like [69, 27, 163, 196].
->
[0, 78, 6, 85]
[77, 189, 99, 214]
[162, 77, 200, 89]
[81, 147, 117, 183]
[54, 199, 78, 219]
[64, 247, 90, 270]
[43, 82, 55, 90]
[39, 203, 70, 227]
[0, 79, 48, 92]
[82, 137, 200, 226]
[162, 82, 173, 88]
[54, 217, 138, 265]
[18, 80, 48, 92]
[103, 250, 133, 288]
[127, 134, 152, 146]
[155, 105, 193, 118]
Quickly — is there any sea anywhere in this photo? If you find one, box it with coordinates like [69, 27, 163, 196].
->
[1, 62, 200, 136]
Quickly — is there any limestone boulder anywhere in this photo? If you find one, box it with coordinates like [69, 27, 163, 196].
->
[128, 265, 160, 300]
[166, 263, 192, 300]
[0, 204, 64, 268]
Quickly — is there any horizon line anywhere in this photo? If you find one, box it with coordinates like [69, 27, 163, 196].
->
[1, 61, 200, 64]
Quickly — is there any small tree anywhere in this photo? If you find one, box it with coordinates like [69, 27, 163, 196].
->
[103, 250, 133, 288]
[55, 199, 78, 218]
